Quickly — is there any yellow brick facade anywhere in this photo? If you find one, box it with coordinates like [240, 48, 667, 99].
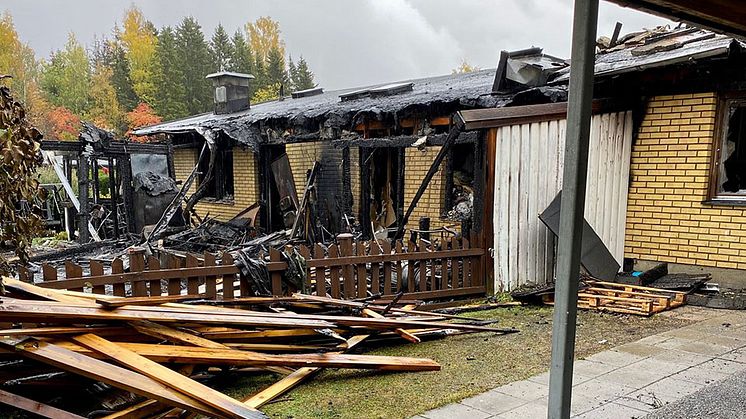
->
[403, 146, 454, 231]
[624, 92, 746, 270]
[172, 147, 260, 222]
[285, 142, 322, 197]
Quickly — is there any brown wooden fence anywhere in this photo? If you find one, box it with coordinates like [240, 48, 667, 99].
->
[18, 235, 486, 301]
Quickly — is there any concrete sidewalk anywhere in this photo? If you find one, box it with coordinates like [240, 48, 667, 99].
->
[416, 308, 746, 419]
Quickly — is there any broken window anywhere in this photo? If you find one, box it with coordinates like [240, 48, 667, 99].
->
[361, 148, 404, 238]
[198, 147, 234, 201]
[445, 142, 475, 221]
[717, 99, 746, 196]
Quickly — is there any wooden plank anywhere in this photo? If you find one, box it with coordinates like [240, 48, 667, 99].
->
[100, 400, 170, 419]
[2, 277, 93, 305]
[96, 294, 200, 308]
[407, 241, 416, 293]
[42, 263, 57, 282]
[64, 261, 83, 293]
[147, 256, 162, 297]
[129, 251, 147, 297]
[395, 241, 404, 293]
[356, 241, 367, 298]
[362, 308, 420, 343]
[314, 244, 325, 296]
[0, 326, 128, 336]
[508, 125, 521, 290]
[222, 252, 235, 300]
[0, 388, 84, 419]
[269, 248, 283, 296]
[71, 334, 265, 419]
[339, 235, 354, 298]
[60, 340, 441, 371]
[439, 239, 448, 291]
[451, 237, 461, 288]
[111, 258, 126, 297]
[297, 245, 311, 293]
[418, 239, 427, 292]
[204, 252, 217, 299]
[370, 241, 381, 295]
[328, 245, 341, 298]
[185, 254, 200, 295]
[0, 337, 225, 417]
[90, 260, 105, 295]
[167, 254, 183, 296]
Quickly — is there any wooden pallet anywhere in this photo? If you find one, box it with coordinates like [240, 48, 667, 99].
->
[578, 281, 686, 316]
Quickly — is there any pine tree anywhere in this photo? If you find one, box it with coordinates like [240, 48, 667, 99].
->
[252, 51, 267, 92]
[109, 39, 139, 112]
[294, 56, 316, 91]
[287, 55, 297, 91]
[154, 26, 187, 120]
[210, 24, 233, 72]
[175, 17, 212, 114]
[229, 30, 253, 75]
[266, 44, 287, 88]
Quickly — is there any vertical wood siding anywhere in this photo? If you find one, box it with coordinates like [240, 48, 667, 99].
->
[493, 111, 633, 291]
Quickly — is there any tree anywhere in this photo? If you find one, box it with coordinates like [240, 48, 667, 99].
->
[293, 56, 316, 91]
[108, 36, 139, 112]
[86, 64, 124, 132]
[452, 59, 480, 74]
[0, 84, 45, 279]
[287, 55, 297, 91]
[246, 17, 284, 66]
[252, 82, 282, 104]
[230, 30, 253, 76]
[153, 26, 187, 120]
[252, 51, 267, 92]
[210, 24, 233, 72]
[0, 12, 40, 105]
[120, 6, 158, 105]
[266, 44, 287, 88]
[175, 17, 212, 115]
[47, 106, 81, 140]
[126, 102, 162, 142]
[40, 33, 91, 115]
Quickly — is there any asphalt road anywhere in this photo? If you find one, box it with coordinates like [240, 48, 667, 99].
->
[645, 370, 746, 419]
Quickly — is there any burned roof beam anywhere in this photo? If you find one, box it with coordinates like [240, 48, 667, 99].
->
[331, 131, 480, 148]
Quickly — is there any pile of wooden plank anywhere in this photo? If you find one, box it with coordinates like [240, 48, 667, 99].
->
[0, 278, 517, 418]
[576, 280, 687, 316]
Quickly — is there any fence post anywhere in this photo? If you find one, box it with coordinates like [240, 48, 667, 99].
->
[129, 248, 147, 297]
[269, 247, 283, 296]
[338, 233, 354, 298]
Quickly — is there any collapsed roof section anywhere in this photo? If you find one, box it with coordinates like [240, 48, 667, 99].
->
[551, 26, 744, 83]
[132, 69, 568, 152]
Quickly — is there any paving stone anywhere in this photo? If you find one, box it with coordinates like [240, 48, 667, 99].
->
[526, 370, 595, 387]
[572, 378, 636, 399]
[656, 337, 731, 356]
[669, 365, 730, 385]
[585, 349, 646, 367]
[493, 379, 548, 401]
[570, 394, 618, 415]
[718, 348, 746, 364]
[649, 347, 712, 366]
[494, 400, 548, 419]
[572, 401, 648, 419]
[614, 342, 666, 358]
[595, 362, 670, 388]
[459, 389, 528, 415]
[612, 394, 658, 413]
[626, 377, 706, 404]
[573, 359, 621, 377]
[624, 357, 688, 376]
[635, 334, 672, 346]
[658, 327, 709, 341]
[421, 403, 492, 419]
[696, 357, 746, 375]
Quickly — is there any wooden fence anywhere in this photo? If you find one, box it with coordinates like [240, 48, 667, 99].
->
[18, 235, 486, 301]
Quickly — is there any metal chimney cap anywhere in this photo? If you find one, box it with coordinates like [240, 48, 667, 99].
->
[205, 71, 255, 80]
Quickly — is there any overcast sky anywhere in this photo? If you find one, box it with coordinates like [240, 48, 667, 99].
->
[4, 0, 672, 89]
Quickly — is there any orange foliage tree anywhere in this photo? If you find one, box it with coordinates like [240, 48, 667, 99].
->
[47, 106, 81, 140]
[126, 102, 161, 142]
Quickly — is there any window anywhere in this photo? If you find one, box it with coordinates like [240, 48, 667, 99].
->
[715, 97, 746, 199]
[444, 142, 475, 220]
[198, 147, 234, 201]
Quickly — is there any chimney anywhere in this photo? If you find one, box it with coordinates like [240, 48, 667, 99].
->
[206, 71, 254, 114]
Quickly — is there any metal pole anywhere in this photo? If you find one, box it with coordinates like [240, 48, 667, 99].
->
[547, 0, 598, 418]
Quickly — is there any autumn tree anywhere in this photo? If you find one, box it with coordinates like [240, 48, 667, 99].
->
[175, 17, 212, 114]
[120, 6, 158, 105]
[126, 102, 161, 142]
[40, 34, 91, 115]
[0, 84, 44, 279]
[153, 26, 187, 120]
[246, 17, 284, 66]
[86, 64, 124, 131]
[452, 59, 480, 74]
[210, 24, 233, 72]
[0, 13, 40, 106]
[47, 106, 81, 141]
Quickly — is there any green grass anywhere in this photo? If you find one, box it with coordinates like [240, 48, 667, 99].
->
[221, 306, 695, 419]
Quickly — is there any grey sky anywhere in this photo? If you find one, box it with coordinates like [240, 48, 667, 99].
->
[3, 0, 672, 89]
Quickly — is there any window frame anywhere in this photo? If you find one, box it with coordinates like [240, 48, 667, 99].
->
[708, 92, 746, 204]
[198, 146, 235, 202]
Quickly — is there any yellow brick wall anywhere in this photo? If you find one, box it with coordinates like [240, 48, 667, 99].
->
[285, 142, 321, 196]
[403, 146, 454, 231]
[350, 146, 360, 216]
[172, 147, 259, 222]
[624, 92, 746, 270]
